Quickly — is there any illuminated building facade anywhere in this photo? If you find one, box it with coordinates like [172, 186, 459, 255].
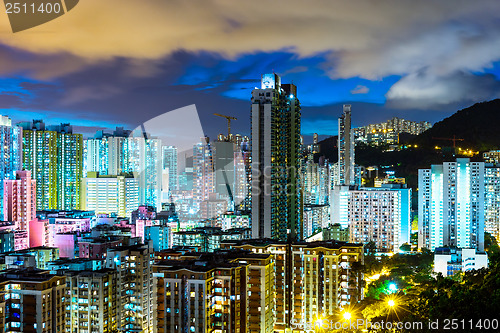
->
[331, 185, 411, 252]
[193, 138, 215, 209]
[483, 150, 500, 164]
[3, 171, 36, 234]
[162, 145, 178, 203]
[434, 247, 488, 277]
[20, 120, 83, 210]
[64, 269, 118, 333]
[0, 230, 15, 254]
[303, 161, 329, 206]
[484, 164, 500, 241]
[220, 240, 364, 332]
[251, 73, 302, 241]
[337, 105, 355, 186]
[0, 116, 23, 221]
[154, 250, 274, 333]
[3, 246, 60, 269]
[303, 204, 330, 238]
[105, 244, 155, 333]
[0, 270, 66, 333]
[84, 129, 162, 211]
[418, 158, 485, 251]
[172, 227, 251, 252]
[80, 172, 140, 217]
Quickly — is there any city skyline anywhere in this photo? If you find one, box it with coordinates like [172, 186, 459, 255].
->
[1, 1, 500, 140]
[1, 2, 500, 332]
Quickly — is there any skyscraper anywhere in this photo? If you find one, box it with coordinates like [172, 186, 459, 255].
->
[418, 158, 485, 251]
[20, 120, 83, 210]
[337, 105, 355, 186]
[84, 128, 162, 210]
[105, 244, 155, 332]
[0, 116, 22, 221]
[485, 164, 500, 241]
[193, 138, 215, 208]
[162, 145, 178, 195]
[3, 171, 36, 233]
[331, 185, 411, 252]
[221, 240, 364, 330]
[251, 73, 302, 241]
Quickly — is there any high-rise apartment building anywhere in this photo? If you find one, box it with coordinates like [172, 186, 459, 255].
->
[162, 145, 178, 203]
[251, 73, 302, 241]
[303, 160, 329, 206]
[483, 164, 500, 241]
[220, 240, 364, 332]
[64, 269, 118, 333]
[354, 117, 431, 146]
[234, 143, 251, 212]
[331, 185, 411, 252]
[418, 158, 485, 251]
[84, 128, 163, 210]
[0, 116, 23, 221]
[306, 132, 320, 154]
[105, 244, 155, 333]
[162, 146, 178, 190]
[80, 171, 140, 217]
[3, 171, 36, 233]
[19, 120, 83, 210]
[303, 204, 330, 238]
[193, 138, 215, 209]
[483, 150, 500, 164]
[0, 269, 66, 333]
[337, 105, 355, 186]
[154, 250, 274, 333]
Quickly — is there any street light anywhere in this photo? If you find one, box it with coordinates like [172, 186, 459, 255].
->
[388, 299, 396, 307]
[343, 312, 352, 320]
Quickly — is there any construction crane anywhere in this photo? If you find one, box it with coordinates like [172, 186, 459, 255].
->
[214, 113, 237, 137]
[432, 135, 464, 148]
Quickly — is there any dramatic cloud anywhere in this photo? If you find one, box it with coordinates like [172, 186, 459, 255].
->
[0, 0, 500, 125]
[351, 85, 369, 95]
[1, 1, 499, 76]
[386, 71, 500, 109]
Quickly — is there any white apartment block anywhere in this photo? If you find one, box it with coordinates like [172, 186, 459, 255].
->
[485, 164, 500, 241]
[434, 247, 488, 277]
[80, 172, 139, 217]
[418, 158, 485, 251]
[330, 185, 411, 252]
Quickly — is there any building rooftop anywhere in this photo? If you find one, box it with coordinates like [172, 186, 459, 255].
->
[155, 249, 272, 273]
[221, 238, 362, 249]
[0, 268, 63, 283]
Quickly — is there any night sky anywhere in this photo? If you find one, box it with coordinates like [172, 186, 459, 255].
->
[1, 0, 500, 142]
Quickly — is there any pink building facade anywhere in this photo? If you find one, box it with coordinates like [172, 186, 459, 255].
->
[3, 170, 36, 237]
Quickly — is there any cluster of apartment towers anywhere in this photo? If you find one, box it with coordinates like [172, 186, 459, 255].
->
[0, 73, 497, 332]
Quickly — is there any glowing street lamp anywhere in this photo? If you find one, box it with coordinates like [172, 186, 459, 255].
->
[343, 312, 352, 320]
[388, 299, 396, 307]
[388, 283, 398, 293]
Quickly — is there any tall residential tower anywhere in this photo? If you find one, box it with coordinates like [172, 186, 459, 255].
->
[20, 120, 83, 210]
[251, 73, 302, 241]
[0, 116, 22, 221]
[418, 158, 485, 251]
[338, 105, 355, 186]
